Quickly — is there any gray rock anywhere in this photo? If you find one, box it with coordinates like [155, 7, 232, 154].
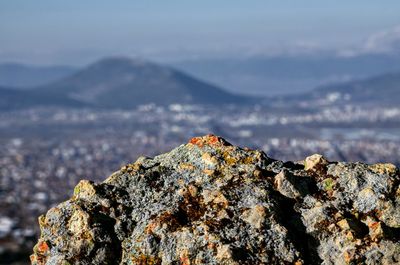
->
[31, 135, 400, 265]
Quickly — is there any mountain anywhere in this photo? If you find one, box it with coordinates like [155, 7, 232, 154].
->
[0, 86, 85, 110]
[308, 71, 400, 105]
[0, 63, 76, 88]
[31, 135, 400, 264]
[267, 71, 400, 108]
[36, 57, 250, 108]
[175, 54, 400, 96]
[0, 57, 252, 110]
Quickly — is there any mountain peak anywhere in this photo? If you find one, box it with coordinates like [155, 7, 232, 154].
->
[34, 57, 249, 108]
[0, 57, 252, 110]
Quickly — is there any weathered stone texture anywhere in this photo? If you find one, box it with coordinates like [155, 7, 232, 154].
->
[31, 135, 400, 264]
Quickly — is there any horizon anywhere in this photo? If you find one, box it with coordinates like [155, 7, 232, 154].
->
[1, 1, 400, 65]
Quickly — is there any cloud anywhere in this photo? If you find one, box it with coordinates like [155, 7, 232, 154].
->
[364, 25, 400, 53]
[338, 25, 400, 57]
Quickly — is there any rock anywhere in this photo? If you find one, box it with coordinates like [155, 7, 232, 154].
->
[304, 154, 328, 171]
[216, 244, 235, 263]
[363, 216, 385, 242]
[31, 135, 400, 265]
[274, 170, 311, 199]
[354, 188, 378, 213]
[369, 163, 398, 176]
[337, 219, 352, 230]
[240, 205, 267, 229]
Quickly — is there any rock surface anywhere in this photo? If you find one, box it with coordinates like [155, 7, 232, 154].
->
[31, 135, 400, 265]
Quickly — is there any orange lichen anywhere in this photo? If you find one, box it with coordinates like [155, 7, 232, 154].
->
[189, 137, 202, 146]
[207, 135, 219, 145]
[145, 222, 158, 234]
[368, 221, 384, 241]
[30, 254, 37, 263]
[34, 255, 47, 265]
[188, 134, 227, 148]
[37, 241, 49, 253]
[207, 242, 216, 250]
[343, 249, 355, 263]
[179, 249, 191, 265]
[368, 222, 380, 229]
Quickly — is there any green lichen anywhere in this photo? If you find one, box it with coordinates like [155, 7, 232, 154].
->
[73, 185, 80, 196]
[322, 178, 335, 191]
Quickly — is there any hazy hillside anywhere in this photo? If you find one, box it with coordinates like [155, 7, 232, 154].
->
[36, 57, 250, 108]
[0, 63, 76, 88]
[0, 57, 252, 110]
[269, 71, 400, 108]
[311, 72, 400, 105]
[2, 56, 399, 111]
[175, 54, 400, 96]
[0, 87, 84, 110]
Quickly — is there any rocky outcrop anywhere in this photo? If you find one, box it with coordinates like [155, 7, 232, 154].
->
[31, 135, 400, 264]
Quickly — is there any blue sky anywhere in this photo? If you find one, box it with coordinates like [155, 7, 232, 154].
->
[1, 1, 400, 64]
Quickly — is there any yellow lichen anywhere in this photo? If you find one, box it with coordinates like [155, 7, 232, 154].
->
[131, 254, 161, 265]
[202, 152, 218, 166]
[73, 180, 96, 198]
[179, 163, 196, 171]
[369, 163, 397, 176]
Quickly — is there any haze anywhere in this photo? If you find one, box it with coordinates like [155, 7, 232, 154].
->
[1, 0, 400, 65]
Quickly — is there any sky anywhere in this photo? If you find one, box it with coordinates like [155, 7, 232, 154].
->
[1, 1, 400, 65]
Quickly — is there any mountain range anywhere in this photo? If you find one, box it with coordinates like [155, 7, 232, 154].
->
[0, 57, 250, 110]
[0, 56, 399, 110]
[175, 54, 400, 96]
[268, 71, 400, 107]
[0, 87, 84, 111]
[309, 72, 400, 105]
[0, 63, 76, 88]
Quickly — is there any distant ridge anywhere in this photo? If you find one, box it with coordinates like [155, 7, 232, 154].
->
[35, 57, 251, 109]
[310, 72, 400, 105]
[0, 86, 84, 110]
[175, 53, 400, 96]
[3, 56, 397, 111]
[272, 71, 400, 107]
[0, 57, 252, 110]
[0, 63, 76, 88]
